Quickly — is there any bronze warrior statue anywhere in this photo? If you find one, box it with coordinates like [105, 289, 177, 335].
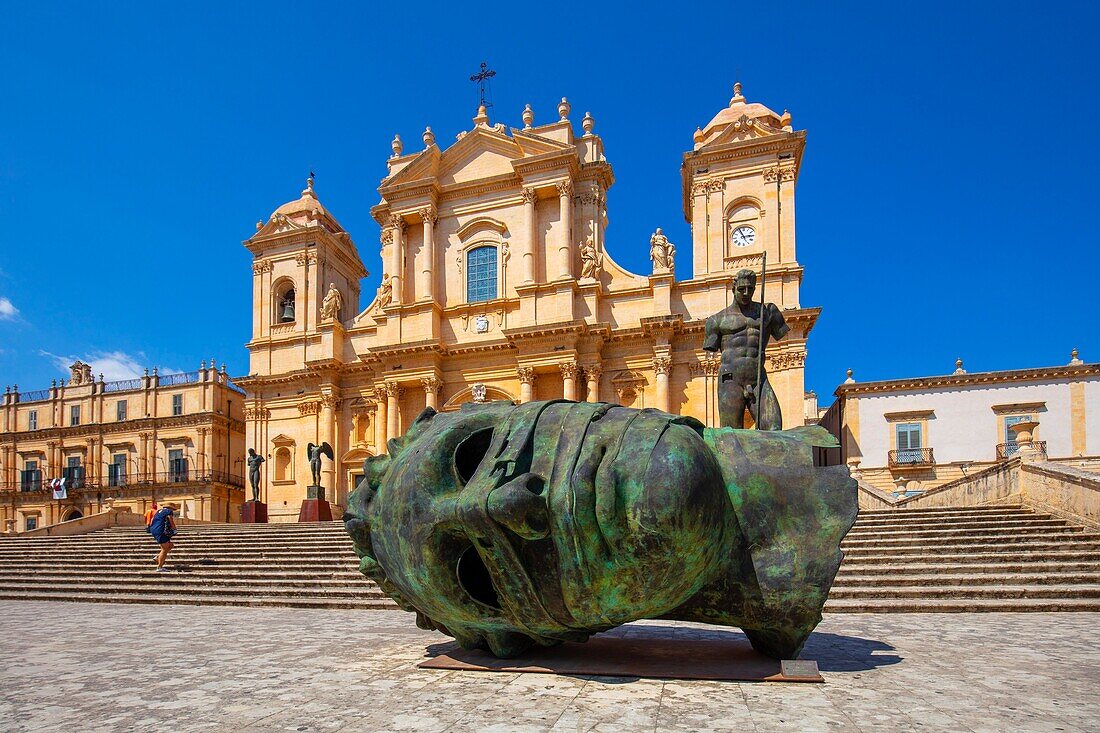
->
[306, 442, 333, 487]
[703, 268, 789, 429]
[246, 448, 264, 503]
[344, 400, 856, 661]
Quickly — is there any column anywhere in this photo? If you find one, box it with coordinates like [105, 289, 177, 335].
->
[421, 378, 441, 410]
[517, 367, 536, 403]
[197, 428, 207, 474]
[386, 383, 403, 440]
[320, 393, 336, 489]
[559, 362, 578, 401]
[522, 187, 537, 283]
[584, 366, 601, 402]
[138, 433, 148, 477]
[556, 181, 573, 279]
[653, 356, 672, 413]
[374, 385, 389, 452]
[419, 207, 437, 301]
[389, 215, 406, 305]
[85, 438, 96, 484]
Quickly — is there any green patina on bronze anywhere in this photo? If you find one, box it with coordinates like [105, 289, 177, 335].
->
[344, 400, 857, 660]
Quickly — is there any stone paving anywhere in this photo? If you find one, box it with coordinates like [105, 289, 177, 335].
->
[0, 602, 1097, 732]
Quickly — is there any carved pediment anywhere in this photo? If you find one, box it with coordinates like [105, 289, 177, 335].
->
[702, 114, 785, 148]
[270, 433, 296, 446]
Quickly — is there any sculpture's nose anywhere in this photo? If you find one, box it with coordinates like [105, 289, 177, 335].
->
[486, 472, 549, 540]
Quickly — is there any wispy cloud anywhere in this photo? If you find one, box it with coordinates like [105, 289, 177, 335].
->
[38, 349, 180, 382]
[0, 297, 18, 320]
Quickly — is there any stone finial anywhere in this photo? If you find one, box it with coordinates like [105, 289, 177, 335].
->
[844, 369, 855, 384]
[954, 358, 966, 375]
[693, 127, 704, 146]
[391, 134, 403, 158]
[51, 379, 57, 388]
[152, 366, 159, 376]
[473, 105, 490, 127]
[303, 173, 315, 197]
[144, 368, 149, 377]
[558, 97, 571, 121]
[1070, 348, 1083, 365]
[98, 373, 104, 383]
[731, 81, 745, 105]
[255, 221, 263, 231]
[582, 111, 595, 136]
[522, 104, 534, 129]
[221, 363, 227, 374]
[422, 126, 435, 147]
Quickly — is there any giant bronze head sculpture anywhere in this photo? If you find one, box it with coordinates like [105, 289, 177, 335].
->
[345, 400, 856, 660]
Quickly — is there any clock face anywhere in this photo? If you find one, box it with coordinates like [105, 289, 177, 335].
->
[731, 225, 756, 248]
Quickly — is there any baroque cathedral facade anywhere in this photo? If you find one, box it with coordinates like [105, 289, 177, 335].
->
[238, 83, 819, 521]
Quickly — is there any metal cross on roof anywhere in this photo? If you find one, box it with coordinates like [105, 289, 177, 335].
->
[470, 62, 496, 109]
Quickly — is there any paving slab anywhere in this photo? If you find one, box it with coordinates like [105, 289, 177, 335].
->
[0, 602, 1097, 732]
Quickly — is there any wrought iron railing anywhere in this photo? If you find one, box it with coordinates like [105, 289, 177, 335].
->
[159, 371, 201, 387]
[103, 377, 142, 393]
[17, 389, 50, 403]
[225, 379, 247, 395]
[2, 469, 244, 493]
[888, 448, 935, 467]
[997, 441, 1047, 459]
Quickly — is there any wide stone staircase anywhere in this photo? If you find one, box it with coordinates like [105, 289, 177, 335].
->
[0, 505, 1097, 612]
[827, 505, 1100, 612]
[0, 522, 396, 609]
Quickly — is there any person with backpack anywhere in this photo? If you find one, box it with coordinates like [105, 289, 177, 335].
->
[149, 502, 179, 572]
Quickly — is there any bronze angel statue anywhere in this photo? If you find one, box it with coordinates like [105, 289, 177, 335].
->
[306, 442, 334, 487]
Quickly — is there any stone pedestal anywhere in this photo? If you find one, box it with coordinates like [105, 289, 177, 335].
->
[298, 486, 334, 522]
[240, 501, 268, 524]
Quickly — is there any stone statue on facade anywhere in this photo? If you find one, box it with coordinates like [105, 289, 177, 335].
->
[650, 228, 675, 272]
[579, 235, 602, 280]
[320, 283, 342, 322]
[376, 276, 393, 310]
[344, 400, 856, 661]
[702, 269, 789, 429]
[246, 448, 265, 503]
[307, 442, 334, 487]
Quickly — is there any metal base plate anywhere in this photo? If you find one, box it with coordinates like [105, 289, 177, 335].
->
[418, 630, 823, 683]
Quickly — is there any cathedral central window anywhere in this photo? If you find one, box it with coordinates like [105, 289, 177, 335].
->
[466, 246, 498, 303]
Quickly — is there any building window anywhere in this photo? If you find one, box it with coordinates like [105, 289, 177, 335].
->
[895, 422, 922, 463]
[172, 394, 183, 416]
[70, 405, 80, 426]
[109, 454, 128, 487]
[63, 457, 84, 489]
[168, 449, 188, 482]
[21, 460, 41, 492]
[27, 410, 37, 431]
[25, 516, 37, 531]
[1002, 414, 1033, 456]
[466, 246, 498, 303]
[117, 400, 127, 421]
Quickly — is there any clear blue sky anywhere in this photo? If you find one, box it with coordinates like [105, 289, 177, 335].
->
[1, 2, 1097, 402]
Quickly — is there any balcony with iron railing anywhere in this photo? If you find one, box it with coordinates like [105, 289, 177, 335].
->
[4, 469, 244, 494]
[888, 447, 935, 468]
[5, 363, 248, 403]
[997, 441, 1047, 459]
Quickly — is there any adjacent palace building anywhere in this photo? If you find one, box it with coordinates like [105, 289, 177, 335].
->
[239, 84, 822, 521]
[1, 360, 246, 531]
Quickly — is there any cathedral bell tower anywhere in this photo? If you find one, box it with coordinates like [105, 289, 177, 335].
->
[243, 176, 367, 377]
[681, 82, 805, 310]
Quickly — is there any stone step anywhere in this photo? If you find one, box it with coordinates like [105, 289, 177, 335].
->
[824, 597, 1100, 613]
[0, 574, 378, 590]
[0, 579, 382, 599]
[835, 558, 1100, 574]
[847, 518, 1069, 533]
[0, 544, 356, 557]
[832, 571, 1100, 587]
[0, 559, 360, 571]
[0, 590, 397, 609]
[0, 568, 368, 581]
[841, 536, 1100, 555]
[844, 524, 1087, 540]
[849, 506, 1029, 517]
[828, 584, 1100, 600]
